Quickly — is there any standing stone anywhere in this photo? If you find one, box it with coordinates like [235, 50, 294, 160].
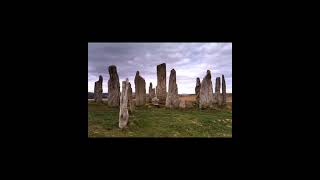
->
[119, 79, 129, 129]
[222, 74, 227, 106]
[148, 82, 156, 103]
[156, 63, 166, 105]
[199, 70, 214, 109]
[195, 77, 201, 105]
[148, 83, 152, 102]
[151, 88, 155, 101]
[134, 71, 146, 106]
[94, 75, 103, 103]
[108, 65, 120, 107]
[165, 69, 180, 108]
[127, 82, 135, 113]
[215, 77, 222, 106]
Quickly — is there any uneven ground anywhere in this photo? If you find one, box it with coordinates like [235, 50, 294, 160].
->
[88, 96, 232, 137]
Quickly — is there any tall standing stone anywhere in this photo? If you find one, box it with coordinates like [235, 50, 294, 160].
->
[148, 82, 156, 103]
[151, 88, 155, 100]
[119, 79, 129, 129]
[127, 82, 135, 113]
[156, 63, 166, 105]
[94, 75, 103, 103]
[195, 77, 201, 105]
[222, 74, 227, 106]
[108, 65, 120, 107]
[148, 83, 152, 103]
[215, 77, 222, 106]
[199, 70, 214, 109]
[148, 83, 155, 103]
[134, 71, 146, 106]
[165, 69, 180, 108]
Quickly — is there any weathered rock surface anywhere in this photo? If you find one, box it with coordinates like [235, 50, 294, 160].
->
[108, 65, 120, 107]
[165, 69, 180, 108]
[134, 71, 146, 106]
[199, 70, 214, 109]
[215, 77, 222, 106]
[119, 79, 129, 129]
[148, 82, 156, 103]
[156, 63, 166, 105]
[127, 82, 135, 113]
[94, 75, 103, 103]
[222, 74, 227, 106]
[195, 77, 201, 105]
[151, 88, 156, 102]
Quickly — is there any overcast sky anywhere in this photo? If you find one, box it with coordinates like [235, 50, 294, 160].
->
[88, 43, 232, 94]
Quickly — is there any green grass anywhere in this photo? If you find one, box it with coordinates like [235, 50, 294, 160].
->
[88, 101, 232, 137]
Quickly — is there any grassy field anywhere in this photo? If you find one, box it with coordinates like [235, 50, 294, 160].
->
[88, 101, 232, 138]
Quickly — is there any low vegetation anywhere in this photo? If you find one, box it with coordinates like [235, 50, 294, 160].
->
[88, 101, 232, 137]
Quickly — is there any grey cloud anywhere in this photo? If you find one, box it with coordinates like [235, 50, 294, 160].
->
[88, 43, 232, 94]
